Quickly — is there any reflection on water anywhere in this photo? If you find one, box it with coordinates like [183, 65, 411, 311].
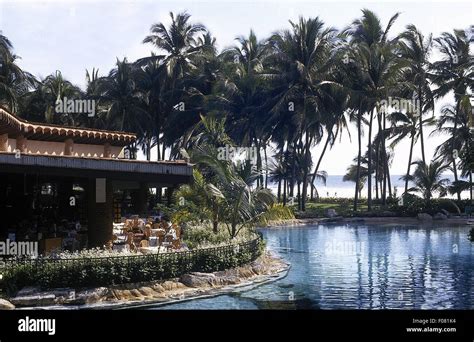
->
[153, 224, 474, 310]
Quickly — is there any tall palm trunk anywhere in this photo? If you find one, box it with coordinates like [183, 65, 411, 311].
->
[297, 182, 301, 210]
[452, 102, 461, 201]
[375, 140, 379, 200]
[264, 144, 268, 188]
[310, 127, 333, 200]
[381, 112, 390, 203]
[367, 109, 374, 211]
[277, 179, 281, 202]
[405, 134, 415, 196]
[470, 172, 473, 204]
[354, 109, 362, 211]
[418, 87, 426, 165]
[301, 133, 312, 211]
[289, 141, 296, 198]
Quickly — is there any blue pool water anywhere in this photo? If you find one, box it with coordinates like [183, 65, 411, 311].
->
[152, 224, 474, 310]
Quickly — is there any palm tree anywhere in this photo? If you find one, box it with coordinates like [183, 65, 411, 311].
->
[432, 102, 473, 201]
[143, 11, 207, 80]
[344, 9, 401, 210]
[97, 58, 149, 133]
[0, 32, 36, 113]
[402, 159, 451, 200]
[309, 82, 351, 199]
[432, 28, 474, 200]
[176, 168, 225, 233]
[398, 25, 435, 164]
[267, 16, 337, 210]
[19, 71, 83, 125]
[141, 11, 208, 161]
[387, 110, 435, 196]
[185, 118, 275, 238]
[343, 162, 368, 199]
[212, 30, 271, 187]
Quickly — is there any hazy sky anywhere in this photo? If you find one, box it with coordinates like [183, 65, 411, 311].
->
[0, 0, 472, 175]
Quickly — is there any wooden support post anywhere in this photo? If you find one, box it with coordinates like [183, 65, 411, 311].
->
[16, 135, 27, 153]
[64, 139, 74, 156]
[104, 143, 112, 158]
[87, 178, 113, 248]
[0, 133, 8, 152]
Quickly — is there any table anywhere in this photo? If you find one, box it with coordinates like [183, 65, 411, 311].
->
[113, 244, 130, 253]
[149, 236, 159, 247]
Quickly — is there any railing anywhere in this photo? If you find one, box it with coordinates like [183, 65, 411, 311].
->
[0, 236, 263, 290]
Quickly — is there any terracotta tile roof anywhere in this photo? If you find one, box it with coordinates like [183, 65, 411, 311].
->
[0, 108, 136, 146]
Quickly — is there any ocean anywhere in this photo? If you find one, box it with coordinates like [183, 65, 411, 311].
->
[266, 175, 471, 199]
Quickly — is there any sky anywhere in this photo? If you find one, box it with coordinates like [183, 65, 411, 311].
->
[0, 0, 472, 175]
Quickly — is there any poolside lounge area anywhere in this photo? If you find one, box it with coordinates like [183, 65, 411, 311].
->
[0, 108, 192, 254]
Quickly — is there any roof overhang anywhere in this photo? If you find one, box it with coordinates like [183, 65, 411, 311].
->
[0, 108, 136, 146]
[0, 152, 192, 185]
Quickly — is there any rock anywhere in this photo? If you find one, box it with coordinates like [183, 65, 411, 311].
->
[0, 298, 15, 310]
[15, 287, 40, 296]
[219, 276, 241, 285]
[52, 288, 75, 304]
[417, 213, 433, 221]
[73, 287, 108, 304]
[179, 273, 216, 288]
[251, 264, 266, 275]
[138, 287, 155, 297]
[326, 209, 338, 218]
[10, 293, 56, 307]
[111, 289, 132, 301]
[161, 281, 180, 291]
[433, 212, 448, 220]
[236, 267, 255, 278]
[129, 289, 143, 298]
[151, 284, 165, 293]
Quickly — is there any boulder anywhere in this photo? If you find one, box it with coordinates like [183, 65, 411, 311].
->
[138, 287, 155, 297]
[151, 284, 165, 293]
[10, 293, 56, 307]
[161, 281, 180, 291]
[0, 298, 15, 310]
[417, 213, 433, 221]
[73, 287, 108, 304]
[326, 209, 338, 218]
[52, 288, 75, 304]
[129, 289, 143, 298]
[433, 212, 448, 220]
[219, 276, 241, 285]
[179, 273, 216, 288]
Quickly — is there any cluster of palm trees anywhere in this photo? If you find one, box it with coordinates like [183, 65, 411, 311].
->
[0, 10, 473, 212]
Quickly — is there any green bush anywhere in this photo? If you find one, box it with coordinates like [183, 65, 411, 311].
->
[0, 237, 263, 294]
[182, 225, 258, 250]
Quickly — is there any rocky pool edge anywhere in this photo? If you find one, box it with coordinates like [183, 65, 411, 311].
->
[1, 251, 290, 310]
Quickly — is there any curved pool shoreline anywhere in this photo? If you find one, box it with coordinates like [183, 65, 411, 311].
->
[147, 222, 474, 310]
